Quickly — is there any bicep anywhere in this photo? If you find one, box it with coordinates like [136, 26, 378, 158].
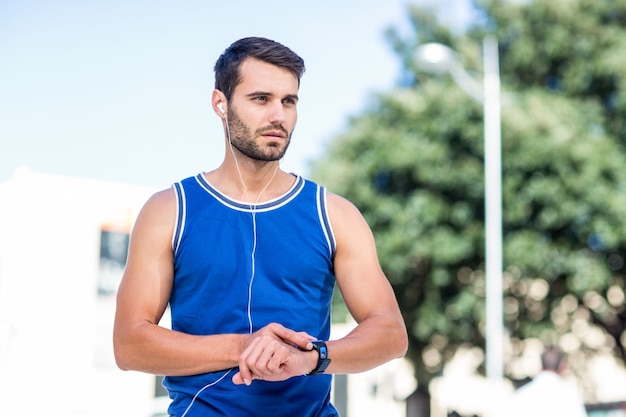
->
[328, 194, 400, 322]
[115, 190, 175, 327]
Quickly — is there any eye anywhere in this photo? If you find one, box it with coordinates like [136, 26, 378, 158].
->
[283, 97, 297, 105]
[254, 96, 268, 102]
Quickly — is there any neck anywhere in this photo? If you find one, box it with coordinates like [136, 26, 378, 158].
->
[206, 160, 290, 203]
[241, 162, 280, 207]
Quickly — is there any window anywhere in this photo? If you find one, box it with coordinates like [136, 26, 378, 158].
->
[98, 229, 129, 296]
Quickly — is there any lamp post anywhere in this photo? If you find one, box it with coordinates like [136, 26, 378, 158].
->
[414, 37, 504, 380]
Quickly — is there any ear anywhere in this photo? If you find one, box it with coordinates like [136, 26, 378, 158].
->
[212, 89, 227, 118]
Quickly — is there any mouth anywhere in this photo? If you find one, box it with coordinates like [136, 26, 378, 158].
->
[261, 130, 286, 139]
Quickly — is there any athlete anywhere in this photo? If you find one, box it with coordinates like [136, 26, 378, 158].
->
[113, 36, 408, 416]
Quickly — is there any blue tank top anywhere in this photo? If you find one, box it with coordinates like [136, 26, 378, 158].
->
[163, 173, 338, 417]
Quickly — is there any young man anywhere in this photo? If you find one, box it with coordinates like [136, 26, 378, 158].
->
[113, 37, 408, 416]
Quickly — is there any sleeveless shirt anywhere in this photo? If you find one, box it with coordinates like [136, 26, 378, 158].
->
[163, 173, 339, 416]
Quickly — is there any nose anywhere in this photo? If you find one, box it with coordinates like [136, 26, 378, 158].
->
[268, 101, 287, 124]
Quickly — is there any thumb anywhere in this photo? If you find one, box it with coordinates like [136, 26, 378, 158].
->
[232, 372, 252, 386]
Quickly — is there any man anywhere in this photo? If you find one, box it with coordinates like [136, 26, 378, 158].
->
[113, 37, 408, 416]
[504, 347, 587, 417]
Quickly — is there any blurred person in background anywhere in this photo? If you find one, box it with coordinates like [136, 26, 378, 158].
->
[505, 346, 587, 417]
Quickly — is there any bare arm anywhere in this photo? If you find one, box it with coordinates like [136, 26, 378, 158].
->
[113, 188, 313, 377]
[232, 193, 408, 383]
[322, 193, 408, 373]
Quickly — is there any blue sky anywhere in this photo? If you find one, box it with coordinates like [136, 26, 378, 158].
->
[0, 0, 472, 189]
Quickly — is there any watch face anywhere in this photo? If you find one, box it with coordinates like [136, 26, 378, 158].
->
[317, 344, 328, 360]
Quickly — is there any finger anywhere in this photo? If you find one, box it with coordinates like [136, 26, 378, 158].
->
[271, 326, 315, 350]
[266, 350, 289, 373]
[231, 371, 245, 385]
[290, 334, 314, 351]
[250, 342, 286, 376]
[238, 338, 261, 386]
[297, 332, 318, 342]
[240, 338, 284, 380]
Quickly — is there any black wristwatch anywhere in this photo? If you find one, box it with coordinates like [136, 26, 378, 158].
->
[307, 340, 331, 375]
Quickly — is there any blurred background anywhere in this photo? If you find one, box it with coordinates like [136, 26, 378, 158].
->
[2, 0, 626, 416]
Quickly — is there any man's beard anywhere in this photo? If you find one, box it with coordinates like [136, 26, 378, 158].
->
[226, 108, 292, 162]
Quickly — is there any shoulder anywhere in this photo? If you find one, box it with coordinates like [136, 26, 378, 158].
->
[143, 186, 176, 213]
[133, 187, 177, 232]
[324, 190, 362, 220]
[323, 190, 375, 251]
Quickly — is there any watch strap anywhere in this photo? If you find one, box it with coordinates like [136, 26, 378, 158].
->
[307, 340, 331, 375]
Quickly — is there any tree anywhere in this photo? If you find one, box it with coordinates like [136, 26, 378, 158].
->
[312, 0, 626, 410]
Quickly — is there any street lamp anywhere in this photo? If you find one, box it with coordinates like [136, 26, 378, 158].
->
[413, 37, 504, 380]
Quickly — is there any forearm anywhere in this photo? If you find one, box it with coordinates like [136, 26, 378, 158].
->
[114, 321, 245, 376]
[324, 314, 407, 374]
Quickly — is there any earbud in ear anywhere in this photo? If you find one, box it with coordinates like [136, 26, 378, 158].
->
[218, 102, 225, 114]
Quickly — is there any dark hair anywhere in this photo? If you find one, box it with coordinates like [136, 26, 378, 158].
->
[214, 37, 305, 102]
[541, 346, 564, 371]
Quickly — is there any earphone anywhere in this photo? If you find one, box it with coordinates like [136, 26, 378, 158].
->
[218, 102, 225, 114]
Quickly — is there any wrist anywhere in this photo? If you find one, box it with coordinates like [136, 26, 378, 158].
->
[235, 334, 249, 362]
[305, 348, 318, 374]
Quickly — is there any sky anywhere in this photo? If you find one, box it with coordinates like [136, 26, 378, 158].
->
[0, 0, 473, 189]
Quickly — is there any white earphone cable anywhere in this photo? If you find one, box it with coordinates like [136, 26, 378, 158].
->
[181, 109, 278, 416]
[225, 114, 279, 333]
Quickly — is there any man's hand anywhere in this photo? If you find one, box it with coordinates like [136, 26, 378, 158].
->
[232, 323, 317, 385]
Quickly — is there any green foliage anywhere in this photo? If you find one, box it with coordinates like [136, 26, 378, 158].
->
[313, 0, 626, 386]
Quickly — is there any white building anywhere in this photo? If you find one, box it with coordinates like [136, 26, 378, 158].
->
[0, 168, 157, 416]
